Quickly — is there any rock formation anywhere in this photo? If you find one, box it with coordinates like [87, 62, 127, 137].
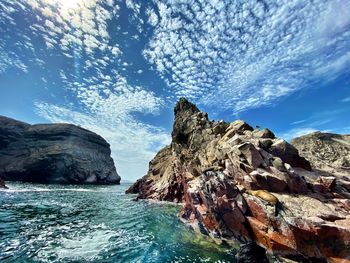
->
[292, 132, 350, 199]
[128, 98, 350, 262]
[292, 132, 350, 172]
[0, 116, 120, 184]
[236, 242, 269, 263]
[0, 177, 7, 189]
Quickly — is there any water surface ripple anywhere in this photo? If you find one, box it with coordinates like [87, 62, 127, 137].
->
[0, 182, 236, 262]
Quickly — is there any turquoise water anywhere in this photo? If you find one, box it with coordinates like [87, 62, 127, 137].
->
[0, 182, 236, 262]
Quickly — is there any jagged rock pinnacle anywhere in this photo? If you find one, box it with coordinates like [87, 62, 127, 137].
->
[174, 97, 200, 117]
[172, 98, 209, 146]
[127, 100, 350, 262]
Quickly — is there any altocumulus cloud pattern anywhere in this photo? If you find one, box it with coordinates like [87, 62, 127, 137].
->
[0, 0, 349, 179]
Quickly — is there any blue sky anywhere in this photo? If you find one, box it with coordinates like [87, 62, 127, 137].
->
[0, 0, 349, 181]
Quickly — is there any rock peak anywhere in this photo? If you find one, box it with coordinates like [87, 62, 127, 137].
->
[127, 100, 350, 261]
[172, 98, 210, 146]
[174, 97, 200, 117]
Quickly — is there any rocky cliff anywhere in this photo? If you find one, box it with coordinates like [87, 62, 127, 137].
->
[292, 132, 350, 173]
[0, 116, 120, 184]
[128, 98, 350, 262]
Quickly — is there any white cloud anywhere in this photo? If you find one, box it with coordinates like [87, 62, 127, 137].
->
[146, 7, 159, 26]
[126, 0, 140, 14]
[315, 0, 350, 39]
[279, 128, 319, 141]
[342, 97, 350, 103]
[308, 119, 332, 127]
[290, 119, 307, 125]
[144, 0, 350, 112]
[1, 0, 349, 181]
[35, 87, 171, 180]
[0, 0, 172, 181]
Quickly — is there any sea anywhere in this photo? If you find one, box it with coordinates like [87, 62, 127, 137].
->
[0, 182, 237, 262]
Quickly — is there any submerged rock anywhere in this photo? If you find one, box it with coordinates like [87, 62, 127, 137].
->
[0, 116, 120, 184]
[127, 98, 350, 262]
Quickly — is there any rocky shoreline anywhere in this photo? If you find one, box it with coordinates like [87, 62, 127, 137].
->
[128, 98, 350, 262]
[0, 116, 120, 185]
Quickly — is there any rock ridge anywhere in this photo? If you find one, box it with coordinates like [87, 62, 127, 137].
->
[128, 98, 350, 262]
[292, 132, 350, 172]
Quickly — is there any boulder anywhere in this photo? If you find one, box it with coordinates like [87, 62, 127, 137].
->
[272, 157, 286, 172]
[225, 120, 253, 135]
[253, 128, 275, 139]
[0, 116, 120, 184]
[268, 139, 312, 171]
[238, 143, 265, 169]
[249, 170, 288, 192]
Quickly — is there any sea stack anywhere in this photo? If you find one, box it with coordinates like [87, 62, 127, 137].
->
[0, 116, 120, 184]
[128, 98, 350, 262]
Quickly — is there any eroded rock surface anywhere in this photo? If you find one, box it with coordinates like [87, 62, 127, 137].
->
[0, 116, 120, 184]
[128, 98, 350, 262]
[292, 132, 350, 172]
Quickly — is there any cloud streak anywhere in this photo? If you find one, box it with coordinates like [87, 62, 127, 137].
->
[279, 127, 319, 141]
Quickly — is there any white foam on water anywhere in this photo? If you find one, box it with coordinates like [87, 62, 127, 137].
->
[0, 188, 51, 193]
[32, 222, 152, 262]
[36, 227, 119, 262]
[1, 187, 100, 193]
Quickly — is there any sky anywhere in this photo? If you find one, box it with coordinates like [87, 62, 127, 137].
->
[0, 0, 349, 181]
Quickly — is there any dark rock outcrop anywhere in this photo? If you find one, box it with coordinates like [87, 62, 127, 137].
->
[128, 98, 350, 262]
[236, 242, 269, 263]
[0, 116, 120, 184]
[0, 177, 7, 189]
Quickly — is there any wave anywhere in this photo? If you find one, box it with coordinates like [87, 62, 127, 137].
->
[0, 187, 109, 193]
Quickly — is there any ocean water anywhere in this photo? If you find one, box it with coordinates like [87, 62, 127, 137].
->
[0, 182, 236, 263]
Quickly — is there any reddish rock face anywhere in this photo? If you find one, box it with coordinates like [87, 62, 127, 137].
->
[127, 98, 350, 262]
[180, 172, 252, 242]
